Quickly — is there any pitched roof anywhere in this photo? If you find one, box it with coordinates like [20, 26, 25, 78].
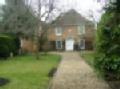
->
[52, 9, 94, 26]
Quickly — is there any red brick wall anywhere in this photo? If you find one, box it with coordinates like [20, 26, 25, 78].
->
[20, 38, 37, 53]
[47, 25, 95, 50]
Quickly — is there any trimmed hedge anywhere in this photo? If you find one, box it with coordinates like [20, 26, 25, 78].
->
[95, 8, 120, 80]
[0, 45, 9, 58]
[94, 53, 120, 80]
[0, 34, 20, 58]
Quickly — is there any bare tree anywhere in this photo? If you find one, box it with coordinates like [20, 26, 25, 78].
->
[28, 0, 59, 59]
[88, 9, 98, 29]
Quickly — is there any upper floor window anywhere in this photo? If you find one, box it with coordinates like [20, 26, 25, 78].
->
[55, 27, 62, 36]
[77, 25, 85, 35]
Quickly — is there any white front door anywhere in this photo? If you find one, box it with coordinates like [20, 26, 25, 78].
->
[65, 39, 74, 51]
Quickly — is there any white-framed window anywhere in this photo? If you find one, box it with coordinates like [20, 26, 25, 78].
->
[56, 40, 62, 49]
[55, 27, 62, 36]
[77, 25, 85, 35]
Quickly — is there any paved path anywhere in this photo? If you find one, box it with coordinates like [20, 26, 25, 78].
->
[49, 52, 111, 89]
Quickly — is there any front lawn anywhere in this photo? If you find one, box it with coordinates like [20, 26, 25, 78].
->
[0, 54, 60, 89]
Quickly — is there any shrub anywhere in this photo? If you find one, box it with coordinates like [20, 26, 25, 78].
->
[95, 25, 120, 79]
[0, 36, 13, 58]
[10, 35, 20, 55]
[0, 33, 20, 55]
[0, 45, 9, 58]
[0, 34, 20, 58]
[95, 1, 120, 80]
[95, 55, 120, 80]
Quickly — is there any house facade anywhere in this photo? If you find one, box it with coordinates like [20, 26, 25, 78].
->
[47, 9, 95, 51]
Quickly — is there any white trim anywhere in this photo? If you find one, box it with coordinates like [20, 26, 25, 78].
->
[55, 27, 62, 36]
[77, 24, 85, 35]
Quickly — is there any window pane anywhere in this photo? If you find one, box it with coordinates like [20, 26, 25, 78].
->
[58, 41, 61, 48]
[78, 39, 85, 49]
[77, 25, 85, 35]
[56, 40, 62, 49]
[55, 27, 62, 36]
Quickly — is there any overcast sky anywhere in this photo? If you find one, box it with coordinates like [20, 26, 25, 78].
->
[0, 0, 5, 5]
[56, 0, 105, 22]
[0, 0, 105, 22]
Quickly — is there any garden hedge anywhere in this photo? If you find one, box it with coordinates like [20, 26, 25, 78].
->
[95, 1, 120, 80]
[0, 34, 20, 58]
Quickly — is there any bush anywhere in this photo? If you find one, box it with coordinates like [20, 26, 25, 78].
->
[0, 34, 20, 58]
[0, 45, 9, 58]
[95, 2, 120, 80]
[10, 35, 20, 55]
[1, 33, 20, 54]
[95, 19, 120, 79]
[95, 55, 120, 80]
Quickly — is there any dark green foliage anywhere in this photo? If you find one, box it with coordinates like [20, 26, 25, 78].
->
[0, 34, 20, 58]
[95, 54, 120, 80]
[0, 77, 10, 86]
[106, 0, 120, 13]
[0, 45, 9, 58]
[13, 36, 20, 55]
[95, 0, 120, 80]
[0, 36, 13, 58]
[4, 33, 21, 55]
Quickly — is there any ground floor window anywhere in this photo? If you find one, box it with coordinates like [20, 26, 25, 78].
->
[56, 40, 62, 49]
[78, 39, 85, 50]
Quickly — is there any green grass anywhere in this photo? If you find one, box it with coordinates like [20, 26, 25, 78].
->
[81, 51, 95, 67]
[0, 54, 60, 89]
[81, 51, 104, 78]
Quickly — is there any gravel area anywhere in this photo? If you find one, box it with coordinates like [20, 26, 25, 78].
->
[49, 52, 111, 89]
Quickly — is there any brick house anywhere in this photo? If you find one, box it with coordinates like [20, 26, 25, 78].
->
[47, 9, 95, 51]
